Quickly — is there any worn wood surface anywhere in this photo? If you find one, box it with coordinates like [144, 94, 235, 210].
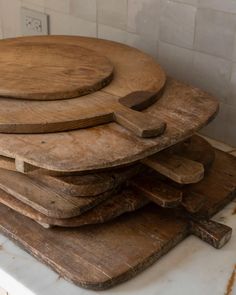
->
[0, 89, 166, 137]
[141, 135, 214, 185]
[0, 156, 141, 196]
[131, 174, 183, 208]
[132, 146, 236, 216]
[142, 153, 204, 184]
[0, 150, 235, 289]
[0, 168, 119, 218]
[0, 79, 219, 173]
[31, 165, 141, 197]
[0, 189, 149, 227]
[3, 36, 166, 98]
[190, 218, 232, 249]
[0, 41, 114, 100]
[0, 36, 166, 136]
[170, 135, 215, 171]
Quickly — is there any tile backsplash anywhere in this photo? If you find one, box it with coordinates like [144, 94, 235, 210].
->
[0, 0, 236, 146]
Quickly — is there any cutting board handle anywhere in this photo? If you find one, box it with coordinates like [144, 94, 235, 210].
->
[114, 106, 166, 138]
[190, 219, 232, 249]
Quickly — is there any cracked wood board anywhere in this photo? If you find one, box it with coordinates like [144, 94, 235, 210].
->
[0, 79, 219, 173]
[0, 149, 234, 289]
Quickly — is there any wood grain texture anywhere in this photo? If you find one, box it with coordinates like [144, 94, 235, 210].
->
[0, 168, 118, 218]
[0, 79, 219, 173]
[142, 153, 205, 184]
[3, 35, 166, 97]
[0, 189, 149, 227]
[0, 90, 166, 137]
[131, 174, 183, 208]
[0, 150, 235, 289]
[30, 165, 141, 197]
[141, 135, 215, 184]
[0, 155, 142, 196]
[0, 41, 113, 100]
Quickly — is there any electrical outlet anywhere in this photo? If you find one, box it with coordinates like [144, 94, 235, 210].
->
[21, 7, 49, 36]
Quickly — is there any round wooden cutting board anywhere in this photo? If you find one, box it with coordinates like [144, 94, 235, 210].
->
[0, 36, 167, 137]
[0, 41, 114, 100]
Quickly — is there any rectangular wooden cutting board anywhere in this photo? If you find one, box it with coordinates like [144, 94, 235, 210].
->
[0, 149, 235, 290]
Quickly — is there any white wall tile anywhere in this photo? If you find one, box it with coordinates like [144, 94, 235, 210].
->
[97, 0, 127, 30]
[98, 24, 126, 43]
[70, 0, 96, 22]
[127, 0, 162, 37]
[21, 0, 45, 12]
[45, 0, 70, 14]
[198, 0, 236, 14]
[200, 102, 227, 142]
[46, 9, 96, 37]
[172, 0, 198, 6]
[160, 1, 196, 49]
[195, 8, 236, 60]
[125, 31, 158, 59]
[192, 52, 231, 102]
[227, 63, 236, 106]
[0, 0, 21, 38]
[158, 41, 193, 83]
[224, 104, 236, 145]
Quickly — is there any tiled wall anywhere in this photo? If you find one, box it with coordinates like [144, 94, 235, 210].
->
[0, 0, 236, 146]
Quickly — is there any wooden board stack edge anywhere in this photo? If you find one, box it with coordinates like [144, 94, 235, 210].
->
[0, 147, 234, 289]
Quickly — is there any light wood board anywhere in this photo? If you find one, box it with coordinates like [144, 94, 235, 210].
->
[0, 150, 235, 289]
[3, 35, 166, 98]
[0, 90, 165, 137]
[0, 79, 219, 173]
[0, 41, 114, 100]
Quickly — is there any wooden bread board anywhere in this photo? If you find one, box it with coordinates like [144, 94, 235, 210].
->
[0, 149, 235, 290]
[0, 79, 219, 173]
[0, 36, 166, 137]
[0, 189, 149, 228]
[0, 41, 114, 100]
[0, 167, 119, 218]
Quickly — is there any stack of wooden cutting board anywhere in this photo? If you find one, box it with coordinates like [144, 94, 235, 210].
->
[0, 35, 235, 290]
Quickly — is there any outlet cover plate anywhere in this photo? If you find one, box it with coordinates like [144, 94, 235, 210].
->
[21, 7, 49, 36]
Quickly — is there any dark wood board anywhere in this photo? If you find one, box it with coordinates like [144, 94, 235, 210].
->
[0, 41, 114, 100]
[0, 167, 120, 218]
[0, 79, 219, 173]
[0, 189, 149, 227]
[0, 155, 142, 196]
[0, 149, 234, 289]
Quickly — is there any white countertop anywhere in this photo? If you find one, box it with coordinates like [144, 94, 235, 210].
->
[0, 136, 235, 295]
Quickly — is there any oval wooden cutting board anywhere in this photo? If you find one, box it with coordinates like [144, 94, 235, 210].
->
[0, 41, 114, 100]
